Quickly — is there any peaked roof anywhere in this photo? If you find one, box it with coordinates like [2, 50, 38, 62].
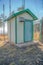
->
[6, 9, 38, 21]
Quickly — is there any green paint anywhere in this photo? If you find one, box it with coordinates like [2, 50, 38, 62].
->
[24, 20, 33, 42]
[15, 17, 17, 44]
[6, 9, 38, 21]
[32, 21, 34, 40]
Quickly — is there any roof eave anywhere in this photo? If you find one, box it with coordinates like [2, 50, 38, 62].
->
[5, 9, 38, 21]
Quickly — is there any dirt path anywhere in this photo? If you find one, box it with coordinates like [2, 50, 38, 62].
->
[0, 41, 43, 65]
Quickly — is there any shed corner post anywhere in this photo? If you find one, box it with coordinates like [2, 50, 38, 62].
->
[32, 21, 34, 41]
[15, 16, 17, 44]
[24, 19, 25, 43]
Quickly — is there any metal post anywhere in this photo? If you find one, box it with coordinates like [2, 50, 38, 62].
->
[9, 0, 11, 15]
[3, 4, 5, 42]
[9, 0, 11, 42]
[22, 0, 25, 9]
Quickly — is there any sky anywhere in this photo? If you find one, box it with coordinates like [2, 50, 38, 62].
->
[0, 0, 43, 18]
[0, 0, 43, 33]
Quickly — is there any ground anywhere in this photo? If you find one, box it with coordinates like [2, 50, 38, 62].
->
[0, 34, 8, 47]
[34, 32, 40, 42]
[0, 42, 43, 65]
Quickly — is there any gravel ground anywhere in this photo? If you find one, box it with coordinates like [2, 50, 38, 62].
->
[0, 42, 43, 65]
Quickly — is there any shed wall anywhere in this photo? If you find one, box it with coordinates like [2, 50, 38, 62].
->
[7, 18, 15, 43]
[17, 17, 24, 43]
[7, 12, 34, 43]
[17, 12, 33, 43]
[18, 12, 33, 20]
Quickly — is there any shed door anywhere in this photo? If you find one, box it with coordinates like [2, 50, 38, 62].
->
[24, 20, 33, 42]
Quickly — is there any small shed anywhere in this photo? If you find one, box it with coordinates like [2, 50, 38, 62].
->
[6, 9, 38, 43]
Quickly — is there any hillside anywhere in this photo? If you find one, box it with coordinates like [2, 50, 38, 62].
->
[0, 42, 43, 65]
